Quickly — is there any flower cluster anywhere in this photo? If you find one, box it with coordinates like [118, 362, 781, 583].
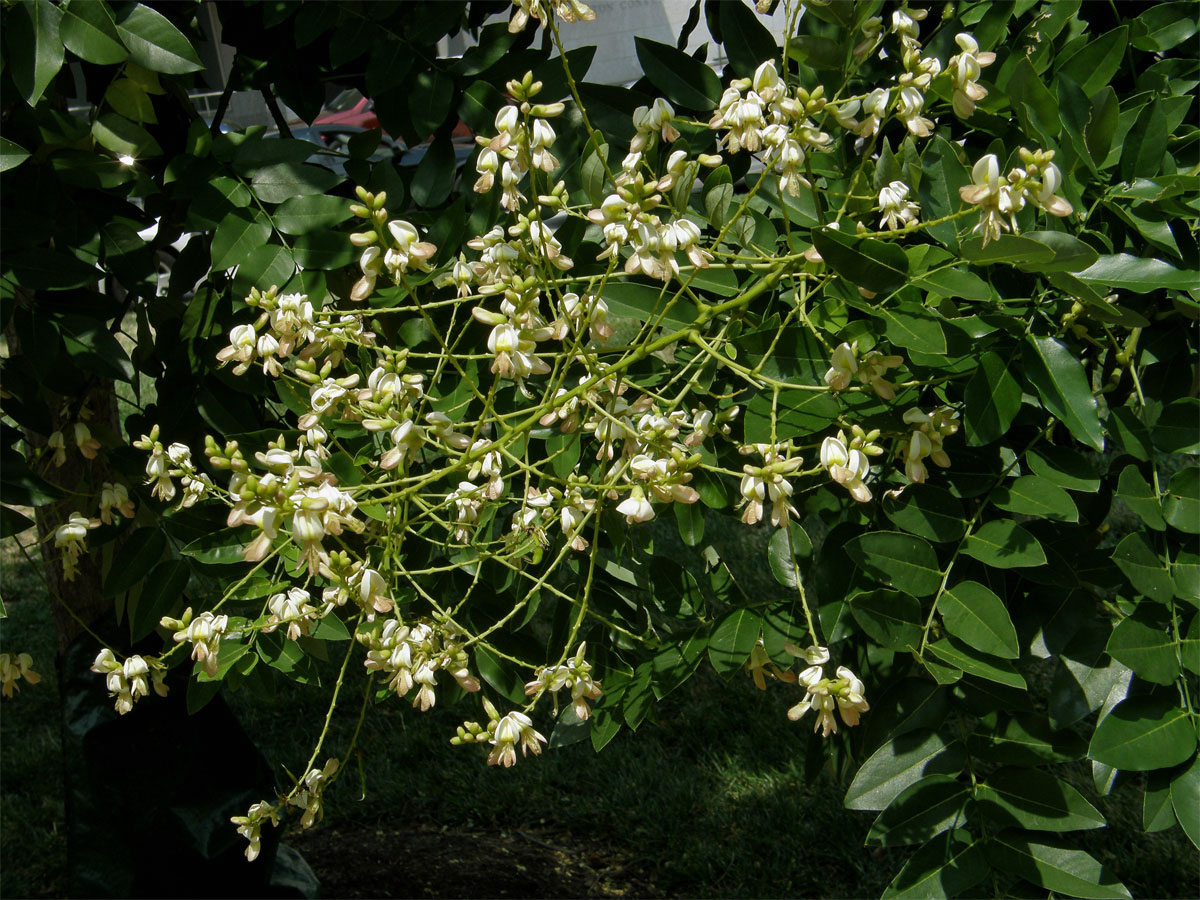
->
[901, 406, 960, 483]
[54, 511, 99, 582]
[524, 643, 603, 720]
[133, 426, 214, 506]
[289, 758, 339, 829]
[162, 607, 230, 677]
[91, 649, 168, 715]
[947, 33, 996, 118]
[450, 697, 548, 768]
[821, 426, 885, 503]
[960, 148, 1073, 246]
[230, 801, 280, 862]
[744, 639, 797, 691]
[357, 617, 480, 708]
[709, 61, 831, 195]
[212, 432, 364, 575]
[508, 0, 594, 33]
[737, 442, 803, 527]
[0, 653, 42, 698]
[878, 180, 920, 231]
[824, 341, 904, 400]
[475, 75, 567, 211]
[784, 644, 870, 738]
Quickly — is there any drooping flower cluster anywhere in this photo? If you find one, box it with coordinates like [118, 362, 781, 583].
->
[524, 643, 603, 720]
[784, 644, 870, 738]
[737, 442, 803, 527]
[54, 511, 99, 582]
[824, 341, 904, 399]
[357, 617, 480, 708]
[91, 649, 168, 715]
[960, 148, 1073, 246]
[901, 406, 960, 483]
[230, 801, 281, 862]
[161, 607, 230, 677]
[0, 653, 42, 698]
[508, 0, 595, 33]
[821, 426, 885, 503]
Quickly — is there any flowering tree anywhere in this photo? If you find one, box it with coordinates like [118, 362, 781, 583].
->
[3, 0, 1198, 896]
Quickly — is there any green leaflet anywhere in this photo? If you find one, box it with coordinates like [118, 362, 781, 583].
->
[1023, 335, 1105, 452]
[1089, 695, 1197, 771]
[962, 520, 1047, 569]
[940, 581, 1019, 659]
[985, 835, 1131, 900]
[845, 730, 967, 811]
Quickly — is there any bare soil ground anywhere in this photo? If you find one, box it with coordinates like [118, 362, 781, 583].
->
[289, 821, 665, 899]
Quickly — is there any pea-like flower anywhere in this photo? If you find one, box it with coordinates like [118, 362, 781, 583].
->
[878, 180, 920, 231]
[487, 711, 546, 767]
[54, 512, 100, 582]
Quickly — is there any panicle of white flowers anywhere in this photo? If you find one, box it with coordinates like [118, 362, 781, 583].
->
[737, 442, 803, 527]
[878, 180, 920, 231]
[357, 617, 480, 706]
[0, 652, 42, 698]
[231, 800, 280, 862]
[783, 644, 869, 737]
[524, 642, 603, 720]
[90, 648, 168, 715]
[54, 511, 100, 581]
[900, 405, 960, 483]
[960, 148, 1073, 246]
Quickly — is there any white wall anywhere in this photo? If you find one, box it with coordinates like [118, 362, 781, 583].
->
[463, 0, 792, 86]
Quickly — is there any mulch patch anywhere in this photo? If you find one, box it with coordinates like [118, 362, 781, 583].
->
[288, 820, 665, 899]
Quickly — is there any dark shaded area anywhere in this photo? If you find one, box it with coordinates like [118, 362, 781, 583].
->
[290, 822, 660, 899]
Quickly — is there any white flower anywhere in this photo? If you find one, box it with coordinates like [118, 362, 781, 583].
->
[824, 342, 858, 391]
[820, 435, 872, 503]
[487, 711, 546, 767]
[616, 485, 655, 524]
[54, 512, 99, 582]
[98, 482, 135, 525]
[878, 180, 920, 231]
